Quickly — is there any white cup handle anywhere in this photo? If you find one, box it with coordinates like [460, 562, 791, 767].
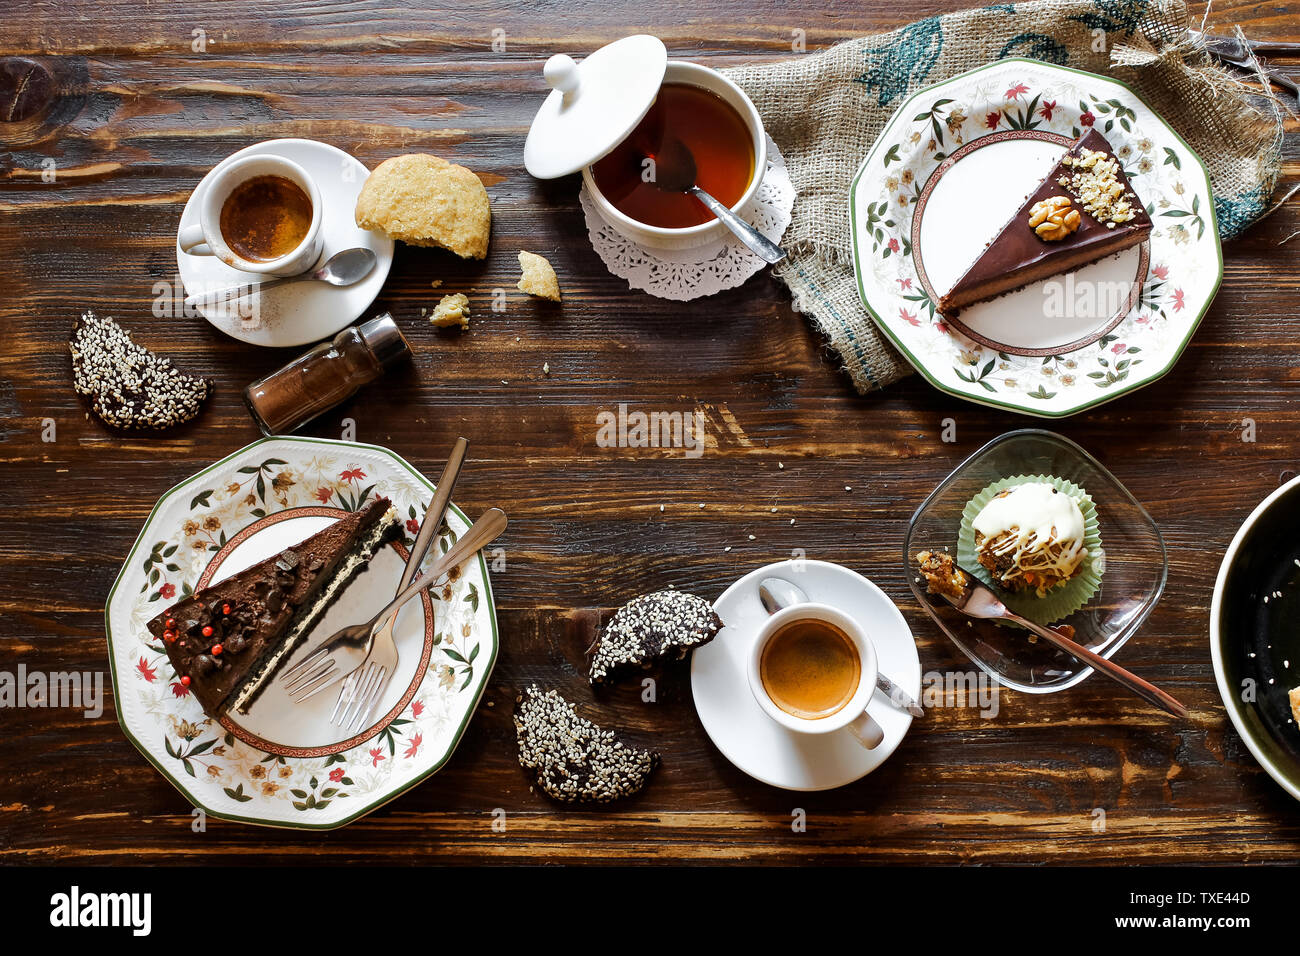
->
[847, 710, 884, 750]
[179, 222, 214, 256]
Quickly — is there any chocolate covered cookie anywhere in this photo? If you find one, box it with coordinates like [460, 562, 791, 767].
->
[588, 589, 722, 685]
[514, 685, 658, 803]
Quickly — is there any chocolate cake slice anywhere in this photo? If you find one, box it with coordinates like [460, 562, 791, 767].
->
[147, 498, 399, 718]
[938, 129, 1152, 315]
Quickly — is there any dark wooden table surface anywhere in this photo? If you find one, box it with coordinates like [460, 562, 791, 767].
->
[2, 0, 1298, 866]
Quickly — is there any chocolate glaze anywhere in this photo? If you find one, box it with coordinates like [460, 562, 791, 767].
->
[939, 129, 1153, 315]
[146, 498, 396, 718]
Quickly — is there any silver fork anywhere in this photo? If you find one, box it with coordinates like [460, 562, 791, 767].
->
[331, 439, 468, 731]
[280, 441, 466, 697]
[281, 507, 507, 703]
[331, 630, 398, 732]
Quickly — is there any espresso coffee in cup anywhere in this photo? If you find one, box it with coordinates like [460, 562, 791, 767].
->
[219, 175, 314, 263]
[759, 618, 861, 720]
[179, 153, 324, 277]
[746, 602, 884, 749]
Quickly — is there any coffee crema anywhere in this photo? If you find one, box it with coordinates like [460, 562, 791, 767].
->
[219, 174, 313, 263]
[759, 618, 861, 720]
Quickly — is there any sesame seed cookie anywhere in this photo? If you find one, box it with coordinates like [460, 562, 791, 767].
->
[514, 685, 659, 803]
[69, 311, 211, 431]
[589, 589, 722, 685]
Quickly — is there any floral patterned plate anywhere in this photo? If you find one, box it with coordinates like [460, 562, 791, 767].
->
[104, 437, 499, 829]
[849, 58, 1222, 417]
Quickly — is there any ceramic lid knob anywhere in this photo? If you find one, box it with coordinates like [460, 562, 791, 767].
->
[523, 35, 668, 180]
[544, 54, 580, 94]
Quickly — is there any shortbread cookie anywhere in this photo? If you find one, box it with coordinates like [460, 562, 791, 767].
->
[517, 250, 561, 302]
[429, 292, 470, 329]
[355, 154, 491, 259]
[514, 685, 659, 803]
[69, 311, 211, 430]
[589, 590, 722, 685]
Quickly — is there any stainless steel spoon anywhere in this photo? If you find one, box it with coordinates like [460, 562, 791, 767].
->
[757, 576, 924, 718]
[648, 137, 787, 265]
[184, 247, 378, 305]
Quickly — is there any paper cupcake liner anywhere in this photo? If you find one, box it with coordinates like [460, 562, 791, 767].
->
[957, 474, 1103, 625]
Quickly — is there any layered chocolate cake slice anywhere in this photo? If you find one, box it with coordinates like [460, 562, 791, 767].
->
[147, 498, 400, 719]
[938, 129, 1152, 315]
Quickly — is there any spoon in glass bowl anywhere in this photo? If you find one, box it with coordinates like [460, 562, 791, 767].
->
[913, 550, 1187, 717]
[647, 137, 787, 264]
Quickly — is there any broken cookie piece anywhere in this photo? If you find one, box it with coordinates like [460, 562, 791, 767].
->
[514, 685, 658, 803]
[589, 589, 722, 685]
[69, 311, 211, 431]
[517, 250, 561, 302]
[429, 293, 470, 329]
[354, 153, 491, 259]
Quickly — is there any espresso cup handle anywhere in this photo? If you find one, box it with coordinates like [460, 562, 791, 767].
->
[847, 710, 884, 750]
[179, 223, 214, 256]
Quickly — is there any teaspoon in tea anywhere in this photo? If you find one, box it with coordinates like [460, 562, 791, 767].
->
[184, 247, 378, 306]
[757, 576, 924, 718]
[648, 137, 787, 265]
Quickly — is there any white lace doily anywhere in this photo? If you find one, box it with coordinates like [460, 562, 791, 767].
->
[580, 135, 794, 301]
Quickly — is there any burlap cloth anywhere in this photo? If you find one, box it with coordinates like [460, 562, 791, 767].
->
[725, 0, 1286, 393]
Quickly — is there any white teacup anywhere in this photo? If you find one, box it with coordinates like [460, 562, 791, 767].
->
[179, 154, 324, 277]
[746, 602, 885, 749]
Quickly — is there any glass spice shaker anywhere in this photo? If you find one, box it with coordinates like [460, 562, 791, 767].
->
[243, 313, 411, 435]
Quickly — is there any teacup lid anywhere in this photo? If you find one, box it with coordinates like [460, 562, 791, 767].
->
[524, 35, 667, 180]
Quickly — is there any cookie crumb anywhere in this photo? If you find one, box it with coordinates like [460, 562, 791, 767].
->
[430, 293, 470, 329]
[516, 251, 562, 302]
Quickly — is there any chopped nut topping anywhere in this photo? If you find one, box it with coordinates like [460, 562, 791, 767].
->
[1056, 148, 1138, 226]
[1028, 195, 1082, 241]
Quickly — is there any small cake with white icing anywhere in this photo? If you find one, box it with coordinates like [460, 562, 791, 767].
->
[972, 481, 1087, 598]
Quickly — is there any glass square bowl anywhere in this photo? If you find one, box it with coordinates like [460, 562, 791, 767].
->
[903, 429, 1167, 694]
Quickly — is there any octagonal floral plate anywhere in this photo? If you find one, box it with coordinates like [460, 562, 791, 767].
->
[105, 437, 499, 829]
[850, 58, 1222, 417]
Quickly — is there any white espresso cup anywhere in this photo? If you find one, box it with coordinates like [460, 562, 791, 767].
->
[178, 154, 324, 277]
[747, 602, 885, 749]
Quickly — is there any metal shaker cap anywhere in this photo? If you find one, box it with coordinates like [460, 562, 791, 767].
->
[357, 313, 411, 370]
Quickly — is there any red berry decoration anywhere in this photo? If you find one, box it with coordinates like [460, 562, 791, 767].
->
[202, 625, 214, 637]
[211, 644, 223, 656]
[222, 603, 232, 615]
[180, 676, 191, 687]
[163, 629, 176, 642]
[165, 618, 175, 628]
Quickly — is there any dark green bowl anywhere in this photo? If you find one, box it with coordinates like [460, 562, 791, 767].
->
[1212, 476, 1300, 801]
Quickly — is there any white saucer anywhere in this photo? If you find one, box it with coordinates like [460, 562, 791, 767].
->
[691, 559, 920, 791]
[176, 138, 394, 348]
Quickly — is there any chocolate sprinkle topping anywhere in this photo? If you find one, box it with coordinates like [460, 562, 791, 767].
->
[588, 589, 722, 685]
[514, 685, 659, 803]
